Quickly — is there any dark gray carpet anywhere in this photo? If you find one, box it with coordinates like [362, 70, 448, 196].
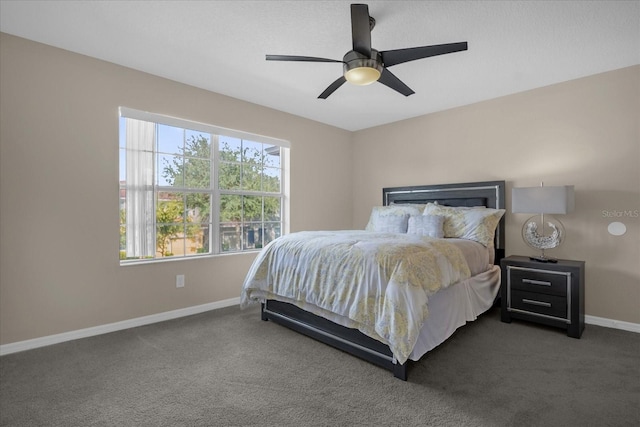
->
[1, 304, 638, 426]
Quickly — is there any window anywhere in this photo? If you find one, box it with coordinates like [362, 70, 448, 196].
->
[119, 107, 289, 263]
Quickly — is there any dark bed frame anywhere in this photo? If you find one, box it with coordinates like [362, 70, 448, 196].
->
[260, 180, 506, 380]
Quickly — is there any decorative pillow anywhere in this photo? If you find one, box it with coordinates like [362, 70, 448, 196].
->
[407, 215, 445, 238]
[365, 205, 422, 233]
[422, 204, 505, 246]
[369, 214, 409, 233]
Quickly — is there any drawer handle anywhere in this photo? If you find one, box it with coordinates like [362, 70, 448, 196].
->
[522, 278, 552, 286]
[522, 298, 552, 308]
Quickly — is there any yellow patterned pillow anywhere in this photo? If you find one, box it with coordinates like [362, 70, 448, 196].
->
[422, 204, 505, 246]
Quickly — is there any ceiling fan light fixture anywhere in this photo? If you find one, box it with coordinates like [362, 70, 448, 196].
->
[345, 66, 381, 86]
[344, 58, 382, 86]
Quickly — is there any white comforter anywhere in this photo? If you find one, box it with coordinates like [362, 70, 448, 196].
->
[241, 230, 478, 364]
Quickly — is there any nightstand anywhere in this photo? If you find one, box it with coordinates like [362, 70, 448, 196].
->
[501, 255, 585, 338]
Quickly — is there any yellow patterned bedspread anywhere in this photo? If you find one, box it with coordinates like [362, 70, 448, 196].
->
[240, 230, 472, 364]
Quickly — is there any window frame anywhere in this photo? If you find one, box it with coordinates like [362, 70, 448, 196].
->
[119, 107, 290, 265]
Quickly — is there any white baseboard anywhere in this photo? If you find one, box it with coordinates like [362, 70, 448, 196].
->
[0, 297, 241, 356]
[1, 301, 637, 356]
[585, 315, 640, 333]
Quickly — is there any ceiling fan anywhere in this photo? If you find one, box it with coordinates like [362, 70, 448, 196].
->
[266, 3, 468, 99]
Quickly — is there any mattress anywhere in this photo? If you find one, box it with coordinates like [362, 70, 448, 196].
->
[445, 238, 492, 276]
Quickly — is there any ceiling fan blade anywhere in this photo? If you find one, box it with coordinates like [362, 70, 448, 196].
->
[318, 76, 347, 99]
[378, 68, 415, 97]
[381, 42, 468, 67]
[266, 55, 343, 63]
[351, 4, 372, 56]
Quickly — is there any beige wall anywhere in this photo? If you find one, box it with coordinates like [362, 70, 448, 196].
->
[352, 65, 640, 323]
[1, 33, 638, 346]
[0, 34, 353, 345]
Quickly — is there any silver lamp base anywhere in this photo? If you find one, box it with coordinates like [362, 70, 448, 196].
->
[522, 215, 565, 263]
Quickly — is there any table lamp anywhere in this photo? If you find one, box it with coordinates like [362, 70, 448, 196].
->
[512, 183, 575, 262]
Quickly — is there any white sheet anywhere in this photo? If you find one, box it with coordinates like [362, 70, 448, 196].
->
[445, 238, 492, 276]
[409, 266, 500, 361]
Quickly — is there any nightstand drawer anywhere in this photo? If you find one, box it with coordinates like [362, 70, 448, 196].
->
[509, 267, 568, 297]
[510, 290, 567, 319]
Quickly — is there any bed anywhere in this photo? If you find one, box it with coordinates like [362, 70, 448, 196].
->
[241, 180, 506, 380]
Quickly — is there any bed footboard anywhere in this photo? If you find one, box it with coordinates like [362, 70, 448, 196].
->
[261, 300, 408, 381]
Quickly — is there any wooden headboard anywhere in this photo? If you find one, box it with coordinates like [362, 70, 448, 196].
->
[382, 180, 506, 263]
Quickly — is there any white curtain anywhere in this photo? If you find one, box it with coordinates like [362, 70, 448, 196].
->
[125, 118, 156, 258]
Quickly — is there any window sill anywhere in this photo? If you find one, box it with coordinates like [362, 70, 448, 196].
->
[119, 250, 260, 266]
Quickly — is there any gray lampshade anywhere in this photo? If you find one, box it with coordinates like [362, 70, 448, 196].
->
[512, 185, 575, 214]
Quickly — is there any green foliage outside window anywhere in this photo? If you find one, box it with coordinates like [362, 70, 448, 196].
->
[155, 199, 187, 257]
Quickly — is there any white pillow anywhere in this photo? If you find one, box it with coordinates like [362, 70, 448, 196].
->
[390, 202, 428, 213]
[365, 205, 422, 233]
[370, 214, 409, 233]
[407, 215, 445, 238]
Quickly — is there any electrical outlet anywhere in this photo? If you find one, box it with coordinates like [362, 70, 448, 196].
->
[176, 274, 185, 288]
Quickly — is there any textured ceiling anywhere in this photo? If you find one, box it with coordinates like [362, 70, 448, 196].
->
[1, 1, 638, 131]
